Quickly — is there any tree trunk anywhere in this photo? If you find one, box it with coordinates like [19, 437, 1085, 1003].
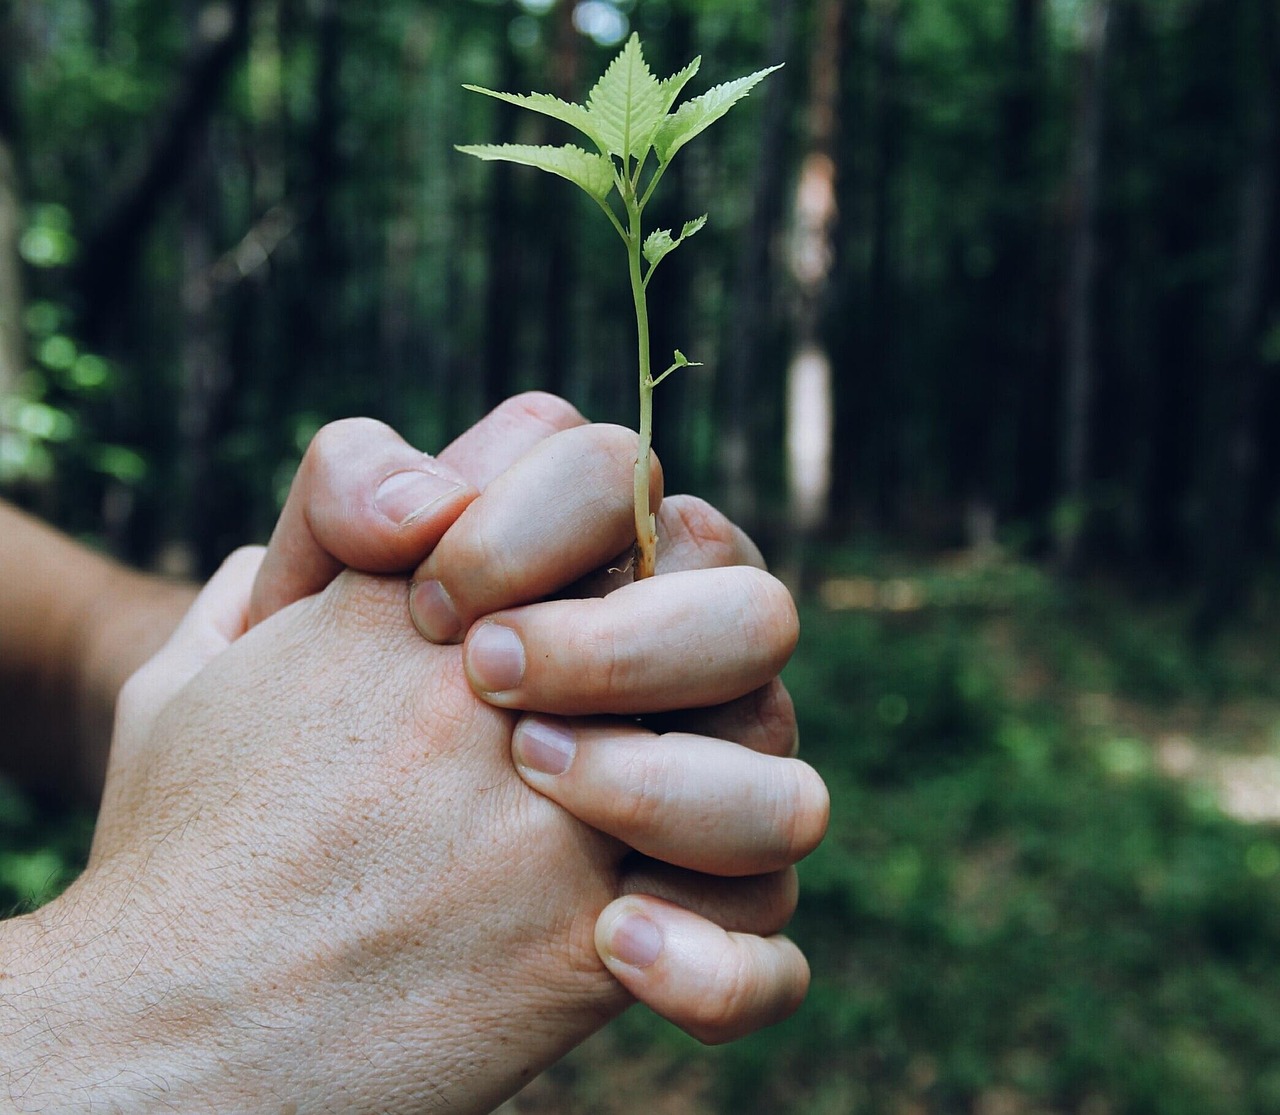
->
[782, 0, 847, 581]
[480, 3, 522, 416]
[1193, 0, 1278, 637]
[537, 0, 581, 403]
[719, 0, 796, 528]
[1057, 0, 1113, 570]
[76, 0, 253, 346]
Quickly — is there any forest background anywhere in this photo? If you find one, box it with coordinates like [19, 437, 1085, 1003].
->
[4, 1, 1280, 1112]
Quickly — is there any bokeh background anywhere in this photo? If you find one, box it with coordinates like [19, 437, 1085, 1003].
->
[4, 1, 1280, 1112]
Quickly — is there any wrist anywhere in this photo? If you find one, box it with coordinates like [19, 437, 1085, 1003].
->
[0, 879, 209, 1111]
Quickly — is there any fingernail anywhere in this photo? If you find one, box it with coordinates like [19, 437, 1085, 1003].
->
[410, 579, 462, 643]
[375, 468, 463, 527]
[513, 717, 576, 776]
[603, 911, 663, 969]
[467, 623, 526, 694]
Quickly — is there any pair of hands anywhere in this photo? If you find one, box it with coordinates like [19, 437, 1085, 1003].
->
[5, 395, 828, 1113]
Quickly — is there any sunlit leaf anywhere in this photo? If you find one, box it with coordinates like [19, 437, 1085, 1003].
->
[461, 85, 604, 153]
[586, 33, 667, 159]
[455, 143, 616, 201]
[653, 65, 783, 165]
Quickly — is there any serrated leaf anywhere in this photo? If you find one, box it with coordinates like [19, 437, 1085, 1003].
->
[586, 33, 667, 159]
[455, 143, 615, 201]
[660, 57, 702, 113]
[643, 214, 708, 270]
[653, 64, 783, 165]
[643, 228, 675, 266]
[680, 215, 708, 241]
[462, 85, 605, 154]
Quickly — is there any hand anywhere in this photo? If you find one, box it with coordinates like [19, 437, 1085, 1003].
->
[4, 525, 822, 1113]
[243, 397, 824, 1042]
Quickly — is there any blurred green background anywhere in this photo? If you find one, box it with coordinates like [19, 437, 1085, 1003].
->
[3, 1, 1280, 1111]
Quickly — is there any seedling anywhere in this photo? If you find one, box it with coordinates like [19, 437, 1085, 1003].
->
[458, 34, 779, 579]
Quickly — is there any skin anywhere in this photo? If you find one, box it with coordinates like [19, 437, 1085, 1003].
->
[0, 393, 829, 1111]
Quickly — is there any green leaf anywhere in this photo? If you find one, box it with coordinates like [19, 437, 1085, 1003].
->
[642, 228, 675, 267]
[653, 65, 783, 165]
[461, 85, 605, 154]
[649, 349, 703, 388]
[455, 143, 615, 201]
[680, 215, 708, 241]
[660, 57, 702, 113]
[586, 33, 667, 160]
[643, 214, 708, 269]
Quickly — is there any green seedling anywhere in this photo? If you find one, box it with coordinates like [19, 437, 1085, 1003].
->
[458, 34, 779, 579]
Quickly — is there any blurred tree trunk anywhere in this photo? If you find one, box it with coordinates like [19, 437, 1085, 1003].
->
[1194, 0, 1278, 637]
[77, 0, 253, 346]
[0, 3, 22, 410]
[979, 0, 1046, 544]
[866, 0, 903, 529]
[720, 0, 796, 528]
[1057, 0, 1112, 570]
[782, 0, 848, 582]
[537, 0, 581, 402]
[175, 1, 236, 577]
[481, 4, 522, 414]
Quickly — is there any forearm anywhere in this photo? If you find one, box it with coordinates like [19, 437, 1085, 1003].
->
[0, 501, 195, 802]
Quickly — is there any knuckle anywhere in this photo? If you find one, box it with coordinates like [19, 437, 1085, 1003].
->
[754, 680, 799, 756]
[741, 568, 800, 666]
[501, 391, 585, 432]
[771, 760, 830, 862]
[568, 619, 640, 703]
[306, 416, 391, 469]
[615, 747, 675, 836]
[665, 496, 742, 568]
[688, 950, 760, 1044]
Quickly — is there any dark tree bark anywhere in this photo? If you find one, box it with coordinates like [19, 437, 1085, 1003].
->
[1057, 0, 1113, 570]
[1194, 0, 1278, 637]
[75, 0, 253, 345]
[537, 0, 582, 403]
[719, 0, 796, 528]
[173, 1, 239, 576]
[480, 3, 523, 415]
[976, 0, 1047, 543]
[865, 0, 903, 530]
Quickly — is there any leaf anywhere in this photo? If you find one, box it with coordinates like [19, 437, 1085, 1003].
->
[642, 228, 675, 267]
[649, 349, 703, 388]
[680, 215, 708, 241]
[653, 65, 783, 165]
[643, 214, 708, 269]
[461, 85, 605, 154]
[586, 33, 667, 160]
[455, 143, 616, 202]
[659, 56, 702, 114]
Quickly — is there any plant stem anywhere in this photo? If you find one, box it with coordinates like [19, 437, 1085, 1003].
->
[627, 198, 657, 580]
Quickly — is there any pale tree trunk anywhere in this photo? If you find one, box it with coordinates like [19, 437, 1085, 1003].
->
[1057, 0, 1112, 570]
[783, 0, 847, 573]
